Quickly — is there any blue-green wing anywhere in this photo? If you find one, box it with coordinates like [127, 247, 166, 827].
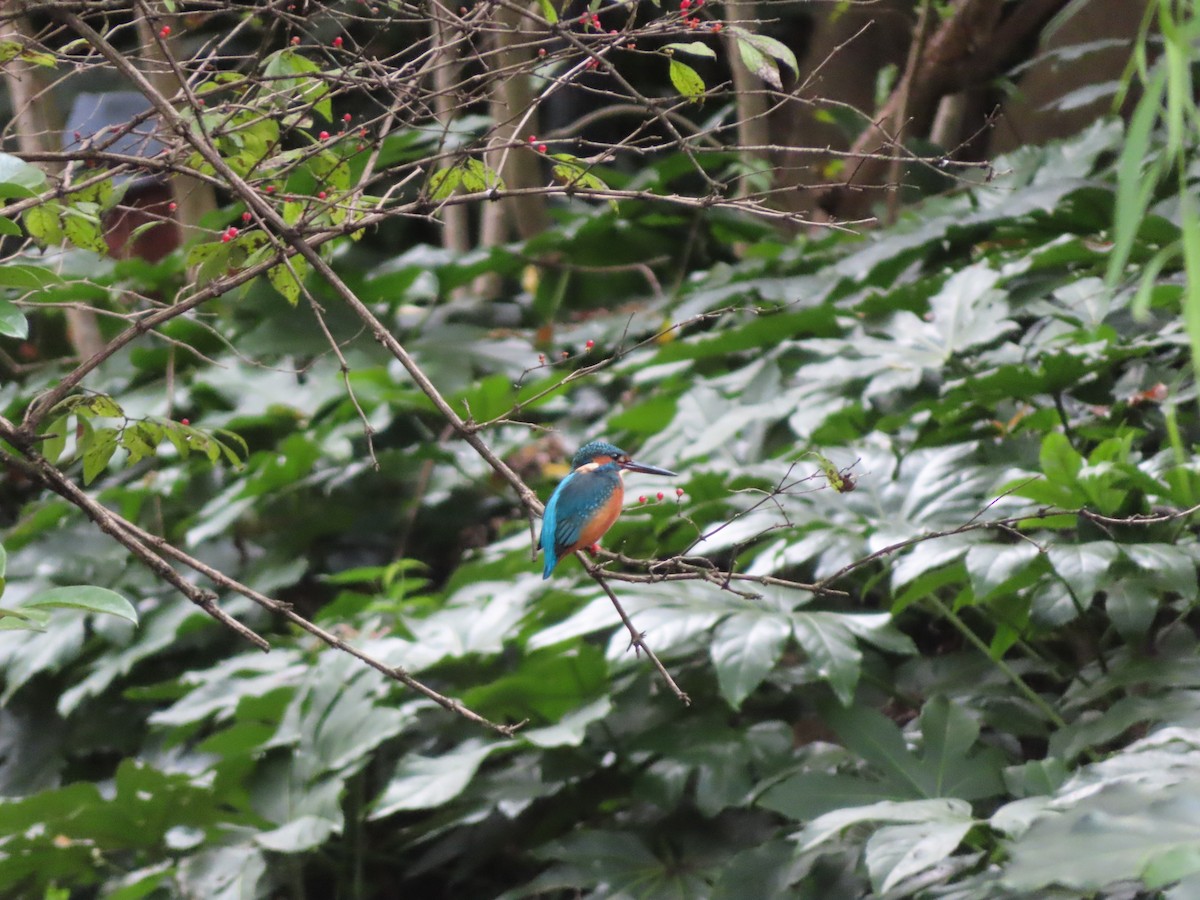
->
[540, 470, 613, 578]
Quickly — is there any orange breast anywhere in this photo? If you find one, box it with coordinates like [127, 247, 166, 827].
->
[568, 481, 625, 552]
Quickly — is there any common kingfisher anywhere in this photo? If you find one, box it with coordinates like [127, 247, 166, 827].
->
[539, 440, 676, 578]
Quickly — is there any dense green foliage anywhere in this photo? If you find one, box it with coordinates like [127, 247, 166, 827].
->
[3, 3, 1200, 898]
[5, 113, 1200, 897]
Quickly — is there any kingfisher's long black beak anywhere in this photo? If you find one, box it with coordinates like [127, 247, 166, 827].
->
[620, 459, 676, 477]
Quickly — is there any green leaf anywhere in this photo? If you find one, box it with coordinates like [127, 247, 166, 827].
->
[0, 152, 47, 191]
[267, 256, 309, 306]
[23, 586, 139, 625]
[1004, 782, 1200, 892]
[738, 40, 776, 88]
[1039, 432, 1084, 490]
[1123, 543, 1199, 599]
[536, 0, 558, 23]
[662, 41, 717, 59]
[791, 611, 861, 705]
[1047, 542, 1119, 604]
[0, 297, 27, 339]
[917, 696, 1004, 800]
[62, 209, 107, 253]
[81, 426, 119, 484]
[964, 542, 1042, 601]
[0, 264, 63, 289]
[429, 165, 463, 201]
[0, 606, 50, 631]
[460, 158, 504, 192]
[866, 818, 974, 894]
[709, 611, 791, 708]
[668, 59, 706, 98]
[822, 704, 930, 797]
[39, 416, 68, 466]
[549, 154, 610, 193]
[23, 201, 63, 245]
[796, 798, 974, 852]
[371, 740, 503, 817]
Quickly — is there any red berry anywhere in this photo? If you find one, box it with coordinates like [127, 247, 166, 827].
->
[681, 0, 690, 8]
[319, 130, 330, 140]
[537, 143, 547, 153]
[538, 47, 546, 57]
[241, 211, 252, 222]
[560, 350, 569, 359]
[585, 339, 594, 350]
[343, 113, 352, 122]
[159, 25, 171, 37]
[221, 233, 231, 243]
[591, 14, 600, 24]
[180, 418, 189, 426]
[712, 22, 722, 31]
[227, 227, 239, 237]
[676, 487, 684, 497]
[265, 185, 275, 193]
[537, 353, 545, 364]
[656, 492, 664, 501]
[332, 36, 343, 47]
[317, 190, 327, 199]
[291, 36, 300, 45]
[638, 495, 647, 504]
[528, 134, 537, 143]
[167, 202, 177, 212]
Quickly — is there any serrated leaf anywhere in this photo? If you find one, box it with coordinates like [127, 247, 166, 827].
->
[791, 611, 862, 705]
[81, 426, 119, 484]
[24, 585, 139, 625]
[81, 394, 123, 418]
[709, 611, 791, 708]
[62, 210, 107, 253]
[460, 158, 504, 192]
[429, 166, 463, 201]
[268, 256, 309, 306]
[866, 818, 974, 894]
[669, 59, 705, 98]
[371, 740, 502, 817]
[23, 202, 63, 245]
[550, 156, 609, 192]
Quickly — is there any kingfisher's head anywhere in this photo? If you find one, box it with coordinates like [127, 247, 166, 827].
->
[570, 440, 676, 477]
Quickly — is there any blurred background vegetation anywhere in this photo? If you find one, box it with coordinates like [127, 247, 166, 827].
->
[3, 0, 1200, 897]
